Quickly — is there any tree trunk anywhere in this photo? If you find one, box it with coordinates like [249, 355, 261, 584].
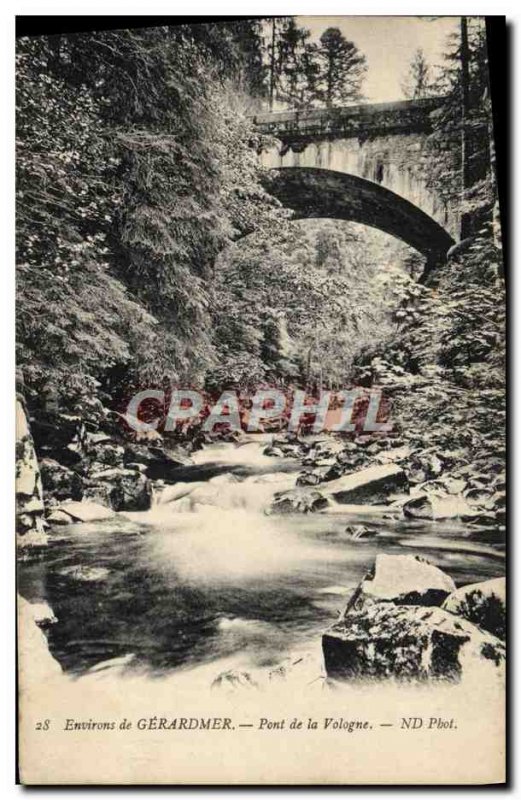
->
[460, 16, 473, 238]
[327, 56, 333, 108]
[269, 19, 276, 112]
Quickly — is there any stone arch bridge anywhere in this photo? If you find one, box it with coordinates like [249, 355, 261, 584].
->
[253, 98, 459, 274]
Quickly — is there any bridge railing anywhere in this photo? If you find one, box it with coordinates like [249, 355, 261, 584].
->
[252, 97, 446, 142]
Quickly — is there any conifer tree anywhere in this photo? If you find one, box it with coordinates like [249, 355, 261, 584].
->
[316, 27, 366, 107]
[401, 48, 435, 99]
[275, 19, 319, 109]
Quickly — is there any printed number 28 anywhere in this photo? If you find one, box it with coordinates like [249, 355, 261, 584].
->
[35, 719, 50, 731]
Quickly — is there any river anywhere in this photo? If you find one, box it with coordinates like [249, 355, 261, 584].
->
[17, 438, 505, 683]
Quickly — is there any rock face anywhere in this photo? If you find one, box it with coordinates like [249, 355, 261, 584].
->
[350, 553, 456, 609]
[442, 578, 506, 641]
[86, 441, 125, 468]
[322, 554, 505, 684]
[16, 398, 47, 546]
[18, 596, 62, 681]
[323, 464, 408, 505]
[323, 603, 505, 682]
[34, 420, 167, 514]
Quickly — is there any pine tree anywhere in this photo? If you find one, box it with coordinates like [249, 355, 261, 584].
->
[401, 48, 435, 99]
[316, 28, 366, 107]
[275, 19, 319, 109]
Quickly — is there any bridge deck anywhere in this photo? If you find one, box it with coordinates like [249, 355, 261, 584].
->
[253, 97, 444, 142]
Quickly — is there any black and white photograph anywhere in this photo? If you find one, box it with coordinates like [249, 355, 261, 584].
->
[14, 13, 506, 785]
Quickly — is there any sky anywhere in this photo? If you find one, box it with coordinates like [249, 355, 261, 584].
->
[295, 16, 461, 103]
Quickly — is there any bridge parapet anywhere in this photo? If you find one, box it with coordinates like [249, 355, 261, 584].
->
[253, 97, 444, 144]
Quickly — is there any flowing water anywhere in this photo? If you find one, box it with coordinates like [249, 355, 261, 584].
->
[18, 438, 505, 681]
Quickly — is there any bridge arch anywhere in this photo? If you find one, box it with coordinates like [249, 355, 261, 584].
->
[261, 167, 455, 275]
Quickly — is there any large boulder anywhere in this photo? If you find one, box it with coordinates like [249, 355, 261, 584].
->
[348, 554, 456, 610]
[322, 603, 505, 683]
[31, 410, 85, 466]
[123, 443, 192, 481]
[40, 458, 83, 502]
[46, 509, 77, 526]
[323, 464, 408, 505]
[54, 501, 115, 523]
[403, 493, 478, 521]
[85, 468, 152, 511]
[442, 578, 506, 641]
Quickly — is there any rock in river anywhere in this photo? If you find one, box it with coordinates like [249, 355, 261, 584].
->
[123, 443, 193, 481]
[269, 488, 329, 515]
[321, 553, 505, 684]
[322, 603, 505, 683]
[46, 509, 76, 525]
[346, 525, 377, 541]
[403, 494, 434, 520]
[403, 492, 477, 521]
[322, 464, 408, 505]
[53, 500, 115, 523]
[59, 565, 110, 582]
[348, 553, 456, 609]
[85, 468, 152, 511]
